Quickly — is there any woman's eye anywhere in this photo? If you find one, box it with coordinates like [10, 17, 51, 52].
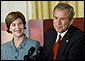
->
[12, 24, 16, 26]
[18, 22, 22, 25]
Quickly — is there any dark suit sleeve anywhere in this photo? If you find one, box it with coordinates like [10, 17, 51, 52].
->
[67, 31, 84, 60]
[42, 29, 53, 60]
[42, 28, 57, 60]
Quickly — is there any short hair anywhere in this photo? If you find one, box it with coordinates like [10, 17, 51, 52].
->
[53, 3, 75, 20]
[5, 11, 26, 33]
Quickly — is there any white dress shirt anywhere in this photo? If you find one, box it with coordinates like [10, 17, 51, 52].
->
[55, 30, 68, 43]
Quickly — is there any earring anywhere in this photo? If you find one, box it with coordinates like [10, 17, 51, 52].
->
[24, 27, 26, 29]
[9, 29, 11, 31]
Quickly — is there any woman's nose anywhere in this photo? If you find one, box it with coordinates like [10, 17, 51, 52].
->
[16, 24, 20, 29]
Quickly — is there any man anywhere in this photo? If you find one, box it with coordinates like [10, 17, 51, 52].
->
[43, 3, 84, 60]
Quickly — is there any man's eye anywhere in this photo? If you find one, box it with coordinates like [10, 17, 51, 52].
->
[55, 17, 58, 19]
[61, 18, 65, 20]
[54, 17, 58, 19]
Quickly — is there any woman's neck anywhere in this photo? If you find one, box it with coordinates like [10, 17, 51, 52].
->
[13, 34, 25, 48]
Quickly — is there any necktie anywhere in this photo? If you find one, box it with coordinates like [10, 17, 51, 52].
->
[53, 34, 62, 60]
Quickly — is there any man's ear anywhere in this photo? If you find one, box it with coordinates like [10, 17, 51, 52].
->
[70, 18, 74, 25]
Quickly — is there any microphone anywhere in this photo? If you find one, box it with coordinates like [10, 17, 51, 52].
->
[33, 46, 44, 60]
[24, 47, 35, 60]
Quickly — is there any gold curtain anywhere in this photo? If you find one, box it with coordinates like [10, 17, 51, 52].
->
[32, 1, 84, 19]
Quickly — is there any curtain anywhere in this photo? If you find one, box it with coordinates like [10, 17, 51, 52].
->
[32, 1, 84, 19]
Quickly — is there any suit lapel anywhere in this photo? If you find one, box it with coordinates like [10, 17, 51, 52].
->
[58, 33, 71, 55]
[56, 25, 74, 59]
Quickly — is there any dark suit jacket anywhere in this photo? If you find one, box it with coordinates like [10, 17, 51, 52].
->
[43, 25, 84, 60]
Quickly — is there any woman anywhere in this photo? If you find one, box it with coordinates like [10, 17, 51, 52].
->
[1, 11, 40, 60]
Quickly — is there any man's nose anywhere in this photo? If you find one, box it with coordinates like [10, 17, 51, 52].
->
[57, 18, 61, 24]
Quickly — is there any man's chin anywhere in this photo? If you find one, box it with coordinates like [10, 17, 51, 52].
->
[55, 29, 62, 33]
[56, 29, 67, 33]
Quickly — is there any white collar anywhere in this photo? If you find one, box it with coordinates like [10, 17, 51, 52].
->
[58, 30, 68, 38]
[55, 30, 68, 43]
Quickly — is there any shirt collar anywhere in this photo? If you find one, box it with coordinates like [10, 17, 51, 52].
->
[58, 30, 68, 38]
[10, 35, 28, 49]
[55, 30, 68, 43]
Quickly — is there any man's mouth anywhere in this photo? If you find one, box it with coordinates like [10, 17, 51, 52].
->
[55, 25, 62, 28]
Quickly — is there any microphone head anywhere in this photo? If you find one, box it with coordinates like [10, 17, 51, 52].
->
[36, 46, 44, 54]
[24, 55, 28, 60]
[24, 47, 35, 60]
[33, 46, 44, 60]
[28, 47, 35, 56]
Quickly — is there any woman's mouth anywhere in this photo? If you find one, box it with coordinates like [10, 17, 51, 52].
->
[15, 30, 21, 33]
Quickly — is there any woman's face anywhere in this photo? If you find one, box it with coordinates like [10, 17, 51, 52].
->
[9, 18, 25, 37]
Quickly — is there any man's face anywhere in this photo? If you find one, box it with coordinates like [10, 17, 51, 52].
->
[53, 9, 73, 33]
